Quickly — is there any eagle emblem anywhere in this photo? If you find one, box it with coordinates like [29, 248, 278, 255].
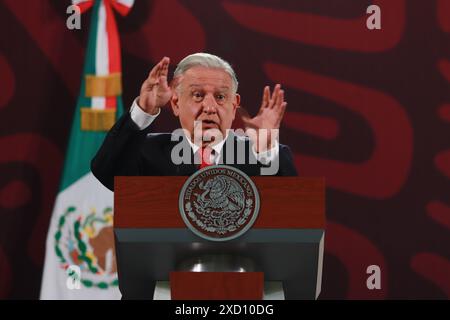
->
[179, 165, 260, 241]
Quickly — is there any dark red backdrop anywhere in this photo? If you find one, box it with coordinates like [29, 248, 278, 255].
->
[0, 0, 449, 299]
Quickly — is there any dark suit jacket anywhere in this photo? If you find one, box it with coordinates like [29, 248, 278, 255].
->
[91, 113, 298, 191]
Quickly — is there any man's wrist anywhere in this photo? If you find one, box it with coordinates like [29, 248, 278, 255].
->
[252, 140, 279, 165]
[253, 129, 280, 153]
[137, 96, 160, 115]
[254, 140, 274, 153]
[130, 98, 160, 130]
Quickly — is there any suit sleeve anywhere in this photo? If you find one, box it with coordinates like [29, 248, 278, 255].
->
[277, 144, 298, 176]
[91, 112, 149, 191]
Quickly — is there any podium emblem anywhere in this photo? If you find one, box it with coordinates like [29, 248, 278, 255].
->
[179, 165, 260, 241]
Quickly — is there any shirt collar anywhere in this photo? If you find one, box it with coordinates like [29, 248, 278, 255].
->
[184, 133, 228, 156]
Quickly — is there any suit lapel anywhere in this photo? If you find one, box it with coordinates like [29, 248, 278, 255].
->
[221, 134, 261, 176]
[166, 137, 197, 175]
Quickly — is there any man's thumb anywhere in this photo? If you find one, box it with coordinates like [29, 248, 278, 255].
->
[237, 106, 251, 121]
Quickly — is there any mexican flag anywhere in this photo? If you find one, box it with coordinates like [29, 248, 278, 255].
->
[40, 0, 134, 299]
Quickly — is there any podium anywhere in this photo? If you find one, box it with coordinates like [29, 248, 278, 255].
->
[114, 176, 325, 300]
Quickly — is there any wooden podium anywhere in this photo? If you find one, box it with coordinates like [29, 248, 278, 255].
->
[114, 176, 325, 300]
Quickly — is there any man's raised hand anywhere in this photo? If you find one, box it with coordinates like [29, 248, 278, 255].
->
[239, 84, 287, 152]
[138, 57, 172, 115]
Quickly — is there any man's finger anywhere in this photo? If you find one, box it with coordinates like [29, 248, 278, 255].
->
[148, 60, 162, 80]
[275, 89, 284, 109]
[160, 57, 170, 76]
[261, 86, 270, 108]
[147, 66, 157, 82]
[147, 71, 160, 88]
[278, 102, 287, 126]
[156, 61, 162, 78]
[269, 84, 280, 108]
[142, 78, 157, 92]
[149, 57, 167, 81]
[159, 75, 170, 91]
[159, 58, 170, 87]
[160, 63, 168, 78]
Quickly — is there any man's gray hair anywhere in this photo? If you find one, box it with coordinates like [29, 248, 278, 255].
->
[173, 52, 238, 93]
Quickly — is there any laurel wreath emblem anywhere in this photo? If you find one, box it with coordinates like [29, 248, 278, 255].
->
[54, 206, 118, 289]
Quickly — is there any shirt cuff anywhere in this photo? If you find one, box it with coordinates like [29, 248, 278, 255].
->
[129, 98, 160, 130]
[251, 140, 280, 165]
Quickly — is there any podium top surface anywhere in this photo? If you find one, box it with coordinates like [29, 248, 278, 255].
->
[114, 176, 325, 229]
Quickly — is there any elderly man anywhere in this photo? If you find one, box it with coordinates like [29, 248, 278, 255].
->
[92, 53, 297, 190]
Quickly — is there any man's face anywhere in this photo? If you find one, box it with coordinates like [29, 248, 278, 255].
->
[170, 66, 240, 146]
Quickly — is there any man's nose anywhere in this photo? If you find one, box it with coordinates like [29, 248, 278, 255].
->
[202, 94, 218, 114]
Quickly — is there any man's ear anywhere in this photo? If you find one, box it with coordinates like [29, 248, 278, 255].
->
[231, 93, 240, 120]
[171, 92, 180, 117]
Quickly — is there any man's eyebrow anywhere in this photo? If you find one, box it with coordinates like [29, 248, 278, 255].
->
[188, 84, 230, 90]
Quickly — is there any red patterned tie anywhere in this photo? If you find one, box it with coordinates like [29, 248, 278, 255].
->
[200, 147, 214, 168]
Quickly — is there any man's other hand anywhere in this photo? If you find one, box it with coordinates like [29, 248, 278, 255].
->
[239, 84, 287, 152]
[138, 57, 172, 115]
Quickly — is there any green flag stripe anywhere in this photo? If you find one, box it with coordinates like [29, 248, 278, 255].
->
[59, 0, 124, 191]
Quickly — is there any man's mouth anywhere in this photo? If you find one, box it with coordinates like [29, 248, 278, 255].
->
[201, 120, 218, 128]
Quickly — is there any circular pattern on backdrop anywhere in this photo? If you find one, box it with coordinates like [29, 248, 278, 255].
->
[0, 180, 31, 210]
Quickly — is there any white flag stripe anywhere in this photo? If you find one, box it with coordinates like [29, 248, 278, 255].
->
[96, 1, 109, 77]
[116, 0, 135, 9]
[71, 0, 87, 6]
[89, 1, 109, 110]
[91, 97, 106, 109]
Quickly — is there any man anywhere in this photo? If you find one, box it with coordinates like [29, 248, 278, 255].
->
[92, 53, 297, 191]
